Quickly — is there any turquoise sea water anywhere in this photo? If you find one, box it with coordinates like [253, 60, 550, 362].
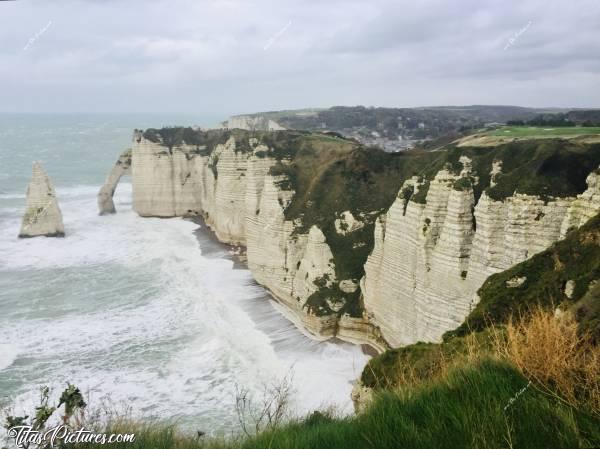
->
[0, 114, 368, 433]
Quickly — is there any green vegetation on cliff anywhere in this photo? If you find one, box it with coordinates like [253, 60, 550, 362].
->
[272, 138, 599, 317]
[448, 213, 600, 339]
[360, 329, 497, 389]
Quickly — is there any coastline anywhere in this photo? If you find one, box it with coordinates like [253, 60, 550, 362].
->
[187, 215, 378, 357]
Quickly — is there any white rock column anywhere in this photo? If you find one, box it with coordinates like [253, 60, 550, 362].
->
[19, 162, 65, 238]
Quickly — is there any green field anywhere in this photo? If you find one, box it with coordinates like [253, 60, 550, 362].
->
[491, 126, 600, 137]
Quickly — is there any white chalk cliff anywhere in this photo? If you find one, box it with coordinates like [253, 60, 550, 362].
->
[107, 132, 386, 350]
[19, 162, 65, 238]
[104, 131, 600, 351]
[361, 162, 600, 347]
[221, 115, 286, 131]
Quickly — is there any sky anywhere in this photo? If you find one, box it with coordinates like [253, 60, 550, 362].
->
[0, 0, 599, 115]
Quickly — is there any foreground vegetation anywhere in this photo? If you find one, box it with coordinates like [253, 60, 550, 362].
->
[9, 363, 600, 449]
[162, 360, 599, 449]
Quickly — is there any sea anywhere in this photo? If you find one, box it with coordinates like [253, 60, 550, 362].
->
[0, 114, 369, 434]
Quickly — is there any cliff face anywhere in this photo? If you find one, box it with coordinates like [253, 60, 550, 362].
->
[19, 162, 65, 238]
[361, 160, 600, 347]
[101, 129, 600, 352]
[221, 115, 286, 131]
[116, 131, 386, 349]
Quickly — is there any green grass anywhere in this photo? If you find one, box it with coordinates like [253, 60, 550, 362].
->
[490, 126, 600, 137]
[360, 329, 499, 390]
[72, 360, 600, 449]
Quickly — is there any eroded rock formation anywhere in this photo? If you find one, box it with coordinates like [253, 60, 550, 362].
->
[19, 162, 65, 238]
[102, 130, 600, 352]
[97, 148, 132, 214]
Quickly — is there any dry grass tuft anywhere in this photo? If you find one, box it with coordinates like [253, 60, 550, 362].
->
[495, 307, 600, 416]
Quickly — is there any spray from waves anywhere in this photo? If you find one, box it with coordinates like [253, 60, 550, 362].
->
[0, 344, 18, 372]
[0, 185, 100, 200]
[0, 184, 137, 270]
[0, 183, 369, 432]
[0, 193, 25, 200]
[1, 186, 283, 430]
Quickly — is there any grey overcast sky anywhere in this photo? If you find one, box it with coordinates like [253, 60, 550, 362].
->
[0, 0, 599, 115]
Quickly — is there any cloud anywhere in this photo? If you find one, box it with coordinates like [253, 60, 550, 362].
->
[0, 0, 599, 113]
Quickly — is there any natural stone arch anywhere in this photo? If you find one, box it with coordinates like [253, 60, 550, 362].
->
[97, 148, 132, 215]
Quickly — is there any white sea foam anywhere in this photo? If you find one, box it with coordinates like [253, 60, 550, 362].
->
[0, 193, 26, 200]
[0, 344, 18, 372]
[0, 184, 99, 201]
[0, 184, 369, 432]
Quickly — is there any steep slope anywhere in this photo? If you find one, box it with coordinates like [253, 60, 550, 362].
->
[359, 212, 600, 406]
[449, 212, 600, 339]
[361, 142, 600, 347]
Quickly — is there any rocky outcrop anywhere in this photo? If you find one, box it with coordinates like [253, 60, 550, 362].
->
[361, 159, 600, 347]
[221, 115, 286, 131]
[559, 170, 600, 236]
[19, 162, 65, 238]
[335, 211, 364, 235]
[97, 148, 132, 214]
[350, 379, 374, 413]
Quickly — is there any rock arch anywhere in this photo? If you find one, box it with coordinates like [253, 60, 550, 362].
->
[97, 148, 132, 215]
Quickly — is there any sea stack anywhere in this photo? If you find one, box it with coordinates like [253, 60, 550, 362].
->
[18, 162, 65, 238]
